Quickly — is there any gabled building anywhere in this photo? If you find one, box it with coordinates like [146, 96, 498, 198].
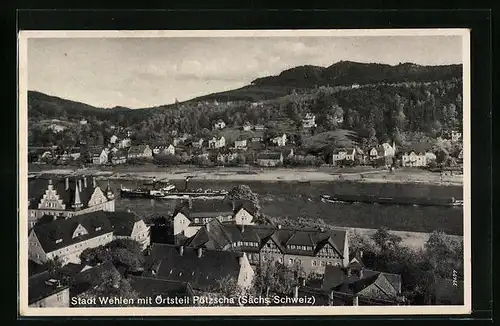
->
[128, 145, 153, 159]
[190, 138, 204, 149]
[29, 271, 70, 307]
[106, 211, 151, 250]
[28, 176, 116, 227]
[28, 211, 114, 265]
[185, 219, 350, 275]
[271, 134, 287, 147]
[90, 148, 108, 165]
[153, 144, 176, 156]
[234, 137, 248, 150]
[117, 138, 132, 149]
[216, 150, 239, 164]
[332, 148, 356, 163]
[256, 152, 283, 167]
[173, 134, 189, 146]
[400, 143, 433, 167]
[242, 122, 253, 131]
[109, 149, 127, 165]
[302, 113, 317, 129]
[109, 135, 118, 144]
[214, 120, 226, 130]
[369, 142, 396, 160]
[208, 136, 225, 149]
[144, 243, 254, 292]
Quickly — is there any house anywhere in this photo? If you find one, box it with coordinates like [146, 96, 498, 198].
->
[29, 271, 70, 307]
[109, 135, 118, 144]
[232, 202, 258, 226]
[400, 144, 433, 167]
[153, 145, 176, 156]
[173, 200, 234, 241]
[271, 134, 287, 147]
[250, 134, 264, 142]
[28, 211, 114, 265]
[128, 276, 195, 306]
[256, 152, 283, 167]
[254, 124, 265, 131]
[451, 130, 462, 142]
[320, 261, 405, 305]
[109, 149, 127, 165]
[68, 261, 119, 302]
[145, 243, 255, 292]
[351, 84, 360, 89]
[302, 113, 317, 129]
[190, 138, 204, 149]
[117, 138, 132, 149]
[234, 137, 248, 150]
[185, 219, 349, 275]
[370, 142, 396, 160]
[242, 122, 252, 131]
[106, 211, 151, 250]
[214, 120, 226, 130]
[79, 119, 88, 125]
[90, 148, 108, 165]
[28, 176, 116, 227]
[332, 148, 356, 163]
[173, 134, 189, 146]
[128, 145, 153, 159]
[216, 151, 239, 164]
[208, 136, 225, 149]
[48, 124, 67, 133]
[280, 148, 294, 159]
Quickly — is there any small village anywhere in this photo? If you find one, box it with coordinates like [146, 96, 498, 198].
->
[30, 113, 464, 172]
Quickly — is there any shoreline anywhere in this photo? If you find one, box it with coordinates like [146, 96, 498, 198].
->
[29, 166, 463, 187]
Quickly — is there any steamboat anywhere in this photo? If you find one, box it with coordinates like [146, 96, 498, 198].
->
[320, 194, 463, 207]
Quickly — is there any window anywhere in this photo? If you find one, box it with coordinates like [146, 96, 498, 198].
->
[321, 261, 326, 267]
[312, 260, 317, 267]
[95, 227, 101, 231]
[327, 261, 333, 266]
[194, 218, 199, 223]
[288, 258, 294, 265]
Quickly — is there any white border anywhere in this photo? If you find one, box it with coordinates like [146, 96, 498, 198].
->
[18, 29, 472, 317]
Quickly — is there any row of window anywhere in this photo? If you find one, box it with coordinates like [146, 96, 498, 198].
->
[288, 244, 314, 251]
[233, 241, 259, 247]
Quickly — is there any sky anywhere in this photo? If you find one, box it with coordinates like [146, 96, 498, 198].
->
[27, 35, 463, 109]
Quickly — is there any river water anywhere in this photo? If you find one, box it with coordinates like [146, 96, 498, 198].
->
[100, 178, 463, 236]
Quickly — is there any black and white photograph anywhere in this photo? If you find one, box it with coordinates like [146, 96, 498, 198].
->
[18, 29, 471, 316]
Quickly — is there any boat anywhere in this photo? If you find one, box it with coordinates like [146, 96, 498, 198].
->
[119, 184, 228, 200]
[320, 194, 463, 207]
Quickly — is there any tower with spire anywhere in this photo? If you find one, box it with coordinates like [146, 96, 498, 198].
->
[105, 180, 115, 200]
[71, 179, 83, 210]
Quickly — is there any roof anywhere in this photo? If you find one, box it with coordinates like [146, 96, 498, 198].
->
[128, 145, 150, 155]
[31, 211, 113, 253]
[28, 176, 111, 210]
[28, 259, 49, 277]
[401, 142, 433, 154]
[29, 271, 69, 305]
[128, 276, 195, 305]
[332, 148, 355, 155]
[257, 152, 282, 160]
[70, 261, 118, 297]
[105, 211, 142, 237]
[185, 219, 347, 258]
[173, 200, 234, 220]
[145, 244, 243, 292]
[234, 200, 258, 216]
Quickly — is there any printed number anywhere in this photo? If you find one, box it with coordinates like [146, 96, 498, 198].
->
[452, 270, 458, 286]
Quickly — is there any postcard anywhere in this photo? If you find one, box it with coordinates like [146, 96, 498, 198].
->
[18, 29, 471, 316]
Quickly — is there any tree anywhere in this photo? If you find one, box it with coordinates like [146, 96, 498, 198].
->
[371, 227, 402, 252]
[253, 257, 297, 296]
[226, 185, 261, 217]
[43, 256, 63, 272]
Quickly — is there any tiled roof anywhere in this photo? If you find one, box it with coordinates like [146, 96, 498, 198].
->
[28, 259, 49, 277]
[332, 148, 355, 155]
[31, 211, 113, 253]
[173, 200, 234, 220]
[128, 276, 195, 305]
[105, 211, 142, 237]
[185, 219, 347, 258]
[29, 271, 69, 305]
[28, 176, 110, 210]
[145, 244, 243, 292]
[257, 152, 282, 160]
[401, 142, 433, 154]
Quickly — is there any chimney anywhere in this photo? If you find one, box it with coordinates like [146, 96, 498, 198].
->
[65, 177, 69, 190]
[241, 223, 245, 233]
[179, 245, 184, 256]
[197, 247, 203, 258]
[83, 176, 87, 188]
[93, 177, 97, 188]
[293, 285, 299, 299]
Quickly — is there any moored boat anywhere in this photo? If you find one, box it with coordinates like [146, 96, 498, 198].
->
[320, 194, 463, 207]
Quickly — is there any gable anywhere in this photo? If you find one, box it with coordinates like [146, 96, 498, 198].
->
[72, 224, 89, 238]
[37, 185, 66, 210]
[88, 187, 108, 207]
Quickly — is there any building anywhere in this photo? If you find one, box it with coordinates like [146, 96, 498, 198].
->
[109, 150, 127, 165]
[90, 148, 109, 165]
[401, 150, 427, 167]
[214, 120, 226, 130]
[144, 243, 255, 292]
[271, 134, 287, 147]
[118, 138, 132, 149]
[191, 138, 204, 149]
[250, 134, 264, 142]
[153, 144, 176, 156]
[128, 276, 195, 306]
[128, 145, 153, 159]
[216, 151, 239, 164]
[256, 152, 283, 167]
[332, 148, 356, 163]
[28, 211, 114, 265]
[242, 122, 253, 131]
[254, 124, 265, 131]
[320, 260, 405, 305]
[208, 136, 225, 149]
[185, 219, 349, 275]
[302, 113, 317, 128]
[370, 142, 396, 160]
[234, 138, 248, 150]
[173, 200, 235, 241]
[109, 135, 118, 144]
[79, 119, 88, 125]
[451, 130, 462, 142]
[173, 134, 189, 146]
[106, 211, 151, 250]
[48, 124, 67, 133]
[29, 271, 70, 307]
[28, 176, 116, 227]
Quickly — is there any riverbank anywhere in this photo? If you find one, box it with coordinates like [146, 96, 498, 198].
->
[29, 165, 463, 186]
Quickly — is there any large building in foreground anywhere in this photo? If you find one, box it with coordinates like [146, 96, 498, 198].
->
[28, 176, 115, 228]
[184, 218, 349, 276]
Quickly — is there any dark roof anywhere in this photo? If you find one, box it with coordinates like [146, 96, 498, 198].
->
[257, 152, 282, 160]
[31, 211, 113, 253]
[234, 200, 258, 216]
[401, 142, 433, 154]
[28, 259, 49, 277]
[105, 211, 142, 237]
[29, 271, 69, 305]
[28, 176, 110, 210]
[128, 145, 150, 155]
[185, 219, 347, 258]
[145, 244, 243, 292]
[332, 148, 355, 155]
[128, 276, 195, 305]
[110, 149, 127, 158]
[70, 261, 118, 297]
[173, 200, 234, 220]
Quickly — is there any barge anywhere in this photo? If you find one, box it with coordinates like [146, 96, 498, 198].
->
[320, 194, 463, 207]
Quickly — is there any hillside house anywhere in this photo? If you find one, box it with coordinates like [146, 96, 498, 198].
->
[128, 145, 153, 159]
[369, 142, 396, 160]
[118, 138, 132, 149]
[109, 150, 127, 165]
[145, 244, 255, 292]
[109, 135, 118, 144]
[106, 211, 151, 250]
[271, 134, 287, 147]
[256, 152, 283, 167]
[153, 144, 176, 156]
[214, 120, 226, 130]
[190, 138, 204, 149]
[208, 136, 225, 149]
[28, 176, 116, 227]
[451, 130, 462, 142]
[400, 143, 433, 167]
[217, 151, 239, 164]
[234, 138, 248, 150]
[254, 124, 265, 131]
[29, 271, 70, 307]
[302, 113, 317, 129]
[242, 122, 253, 131]
[185, 219, 349, 275]
[48, 124, 67, 133]
[90, 148, 108, 165]
[332, 148, 356, 163]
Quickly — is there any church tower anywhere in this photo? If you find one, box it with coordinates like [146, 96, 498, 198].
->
[71, 179, 83, 210]
[105, 180, 115, 200]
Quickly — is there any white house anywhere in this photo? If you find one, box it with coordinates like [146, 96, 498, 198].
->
[451, 130, 462, 142]
[242, 122, 252, 131]
[302, 113, 317, 128]
[332, 148, 356, 163]
[214, 120, 226, 130]
[271, 134, 287, 147]
[401, 151, 427, 167]
[92, 149, 109, 165]
[208, 136, 225, 149]
[109, 135, 118, 144]
[48, 124, 67, 133]
[234, 138, 248, 150]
